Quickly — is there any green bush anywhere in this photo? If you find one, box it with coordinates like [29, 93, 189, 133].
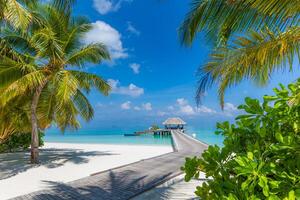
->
[150, 124, 160, 131]
[0, 132, 44, 153]
[182, 81, 300, 199]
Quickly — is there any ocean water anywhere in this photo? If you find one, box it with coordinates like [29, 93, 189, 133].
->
[186, 129, 224, 147]
[45, 130, 173, 146]
[45, 129, 224, 147]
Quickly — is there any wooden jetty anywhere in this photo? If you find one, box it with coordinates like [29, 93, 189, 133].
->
[11, 130, 208, 200]
[132, 129, 171, 136]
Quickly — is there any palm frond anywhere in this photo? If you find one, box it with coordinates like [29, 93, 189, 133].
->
[31, 27, 63, 60]
[66, 43, 110, 67]
[69, 70, 111, 95]
[180, 0, 300, 46]
[72, 89, 94, 121]
[52, 70, 79, 109]
[63, 19, 92, 54]
[197, 26, 300, 107]
[54, 101, 80, 132]
[2, 0, 32, 29]
[0, 70, 45, 106]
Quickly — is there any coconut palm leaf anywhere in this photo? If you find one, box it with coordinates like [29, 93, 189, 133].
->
[53, 70, 79, 109]
[63, 18, 92, 53]
[0, 96, 31, 140]
[0, 70, 45, 106]
[0, 0, 37, 29]
[180, 0, 300, 45]
[72, 89, 94, 121]
[69, 70, 111, 95]
[197, 26, 300, 107]
[66, 44, 110, 67]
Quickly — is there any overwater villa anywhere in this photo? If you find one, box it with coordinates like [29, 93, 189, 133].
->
[163, 117, 186, 132]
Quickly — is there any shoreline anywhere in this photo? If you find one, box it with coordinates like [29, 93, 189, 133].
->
[44, 141, 172, 147]
[0, 142, 173, 199]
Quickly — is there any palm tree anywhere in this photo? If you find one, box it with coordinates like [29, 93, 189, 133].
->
[180, 0, 300, 107]
[0, 1, 111, 163]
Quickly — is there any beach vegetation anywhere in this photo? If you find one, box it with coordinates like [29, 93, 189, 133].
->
[182, 80, 300, 199]
[180, 0, 300, 108]
[0, 131, 44, 153]
[150, 125, 160, 131]
[0, 0, 111, 163]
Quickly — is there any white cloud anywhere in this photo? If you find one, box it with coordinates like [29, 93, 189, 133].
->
[196, 105, 217, 114]
[142, 102, 152, 111]
[127, 21, 140, 36]
[108, 79, 144, 97]
[134, 106, 141, 111]
[157, 111, 167, 116]
[180, 105, 196, 115]
[93, 0, 132, 15]
[176, 98, 188, 106]
[83, 21, 128, 60]
[121, 101, 131, 110]
[93, 0, 113, 14]
[224, 103, 238, 112]
[167, 106, 174, 111]
[129, 63, 140, 74]
[222, 102, 239, 116]
[176, 98, 195, 115]
[175, 98, 217, 116]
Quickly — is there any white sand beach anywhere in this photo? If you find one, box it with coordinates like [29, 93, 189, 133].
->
[0, 142, 173, 200]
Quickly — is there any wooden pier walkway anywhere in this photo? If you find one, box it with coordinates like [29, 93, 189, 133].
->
[11, 130, 208, 200]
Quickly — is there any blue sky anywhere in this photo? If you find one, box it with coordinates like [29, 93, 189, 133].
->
[58, 0, 300, 131]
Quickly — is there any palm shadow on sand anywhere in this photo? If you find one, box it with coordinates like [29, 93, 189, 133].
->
[24, 170, 174, 200]
[0, 148, 118, 180]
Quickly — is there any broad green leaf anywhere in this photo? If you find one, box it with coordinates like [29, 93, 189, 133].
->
[275, 132, 284, 143]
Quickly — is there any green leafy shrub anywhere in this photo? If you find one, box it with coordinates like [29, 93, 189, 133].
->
[182, 81, 300, 199]
[150, 124, 160, 131]
[0, 132, 44, 153]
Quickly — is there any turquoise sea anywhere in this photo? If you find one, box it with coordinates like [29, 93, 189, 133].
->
[186, 129, 224, 146]
[45, 128, 224, 147]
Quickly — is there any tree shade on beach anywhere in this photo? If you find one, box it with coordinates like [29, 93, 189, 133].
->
[0, 0, 111, 163]
[180, 0, 300, 107]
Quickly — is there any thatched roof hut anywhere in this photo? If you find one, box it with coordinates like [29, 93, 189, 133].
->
[163, 118, 186, 125]
[163, 117, 186, 130]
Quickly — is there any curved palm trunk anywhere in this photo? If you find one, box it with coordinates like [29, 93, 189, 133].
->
[30, 82, 47, 164]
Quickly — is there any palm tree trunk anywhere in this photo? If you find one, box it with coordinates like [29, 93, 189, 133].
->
[30, 82, 46, 164]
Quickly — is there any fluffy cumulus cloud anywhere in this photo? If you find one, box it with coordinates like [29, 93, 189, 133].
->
[134, 106, 141, 111]
[224, 103, 238, 112]
[108, 79, 144, 97]
[126, 21, 140, 36]
[173, 98, 217, 116]
[93, 0, 133, 15]
[129, 63, 140, 74]
[142, 103, 152, 111]
[121, 101, 131, 110]
[222, 102, 239, 116]
[196, 105, 217, 114]
[120, 102, 152, 111]
[83, 21, 128, 60]
[176, 98, 195, 115]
